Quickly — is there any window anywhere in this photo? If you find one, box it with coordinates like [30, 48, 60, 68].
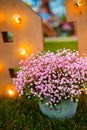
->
[9, 68, 17, 78]
[1, 31, 14, 43]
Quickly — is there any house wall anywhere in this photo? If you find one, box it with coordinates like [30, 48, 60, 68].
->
[0, 0, 43, 95]
[66, 0, 87, 55]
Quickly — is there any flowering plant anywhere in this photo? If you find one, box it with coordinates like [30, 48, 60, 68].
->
[14, 49, 87, 106]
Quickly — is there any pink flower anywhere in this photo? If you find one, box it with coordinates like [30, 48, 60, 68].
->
[14, 49, 87, 106]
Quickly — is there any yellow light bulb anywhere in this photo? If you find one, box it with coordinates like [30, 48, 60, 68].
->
[73, 0, 85, 8]
[20, 48, 27, 56]
[77, 0, 82, 7]
[12, 14, 22, 24]
[8, 89, 14, 96]
[15, 16, 22, 24]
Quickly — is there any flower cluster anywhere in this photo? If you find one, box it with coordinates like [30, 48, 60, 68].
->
[14, 49, 87, 106]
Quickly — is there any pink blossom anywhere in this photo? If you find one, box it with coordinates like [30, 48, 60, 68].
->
[14, 49, 87, 106]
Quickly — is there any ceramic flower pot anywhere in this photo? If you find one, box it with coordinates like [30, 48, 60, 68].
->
[39, 99, 78, 120]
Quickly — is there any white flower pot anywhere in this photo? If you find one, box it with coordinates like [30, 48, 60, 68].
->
[39, 99, 78, 120]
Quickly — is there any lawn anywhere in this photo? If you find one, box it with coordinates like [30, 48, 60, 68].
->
[0, 96, 87, 130]
[44, 39, 78, 52]
[0, 39, 87, 130]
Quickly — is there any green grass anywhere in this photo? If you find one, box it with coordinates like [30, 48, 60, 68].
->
[0, 96, 87, 130]
[0, 40, 87, 130]
[44, 41, 78, 52]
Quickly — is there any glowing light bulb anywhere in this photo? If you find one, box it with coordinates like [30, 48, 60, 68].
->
[73, 0, 85, 8]
[15, 16, 22, 24]
[12, 14, 22, 24]
[8, 89, 14, 96]
[20, 48, 27, 56]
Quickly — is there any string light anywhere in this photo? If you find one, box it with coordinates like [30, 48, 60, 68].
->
[20, 48, 27, 56]
[12, 14, 22, 24]
[73, 0, 85, 8]
[8, 89, 14, 96]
